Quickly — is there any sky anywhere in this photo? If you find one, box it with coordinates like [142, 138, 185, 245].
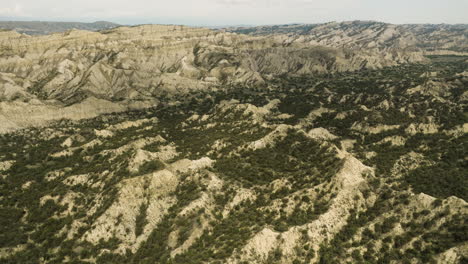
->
[0, 0, 467, 26]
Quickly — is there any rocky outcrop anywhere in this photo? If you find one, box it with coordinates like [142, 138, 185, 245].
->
[0, 96, 127, 133]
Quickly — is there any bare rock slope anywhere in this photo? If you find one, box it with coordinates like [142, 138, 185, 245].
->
[0, 23, 441, 131]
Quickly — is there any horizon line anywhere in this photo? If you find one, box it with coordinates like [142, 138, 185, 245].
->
[1, 18, 468, 27]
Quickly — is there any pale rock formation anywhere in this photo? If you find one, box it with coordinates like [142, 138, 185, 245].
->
[94, 129, 114, 138]
[107, 118, 157, 131]
[83, 169, 179, 253]
[377, 136, 406, 146]
[247, 124, 291, 150]
[405, 123, 439, 135]
[222, 188, 256, 218]
[352, 123, 400, 134]
[445, 123, 468, 137]
[0, 97, 127, 133]
[168, 157, 214, 174]
[307, 127, 338, 141]
[0, 23, 439, 133]
[0, 160, 14, 171]
[234, 151, 373, 263]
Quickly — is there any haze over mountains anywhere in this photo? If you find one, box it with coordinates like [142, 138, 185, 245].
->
[0, 21, 120, 35]
[0, 20, 467, 264]
[228, 21, 468, 53]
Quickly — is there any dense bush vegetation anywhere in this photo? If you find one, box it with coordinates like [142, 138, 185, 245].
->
[138, 160, 165, 175]
[0, 55, 466, 263]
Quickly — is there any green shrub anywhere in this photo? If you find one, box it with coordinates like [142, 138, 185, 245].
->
[138, 160, 165, 174]
[135, 203, 148, 237]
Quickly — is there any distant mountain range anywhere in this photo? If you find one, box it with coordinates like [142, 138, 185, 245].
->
[226, 21, 468, 53]
[0, 20, 120, 35]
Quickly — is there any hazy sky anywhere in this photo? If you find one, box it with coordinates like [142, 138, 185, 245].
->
[0, 0, 467, 25]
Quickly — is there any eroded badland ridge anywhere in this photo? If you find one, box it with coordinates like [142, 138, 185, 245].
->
[3, 22, 466, 132]
[0, 21, 467, 264]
